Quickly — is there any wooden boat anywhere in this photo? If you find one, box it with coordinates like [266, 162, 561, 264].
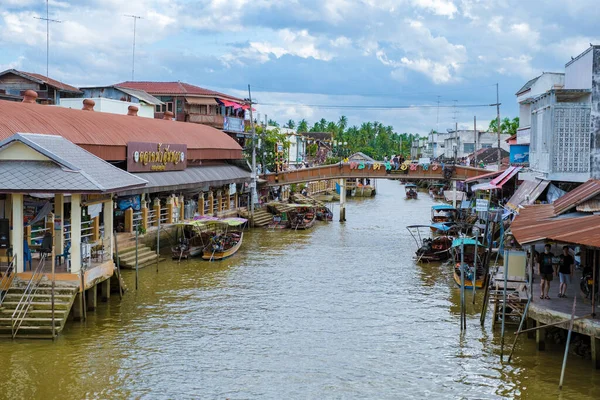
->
[450, 238, 487, 289]
[314, 193, 334, 202]
[428, 183, 445, 200]
[407, 225, 453, 262]
[316, 206, 333, 221]
[171, 221, 207, 259]
[288, 204, 317, 230]
[431, 204, 457, 224]
[202, 218, 247, 261]
[405, 183, 418, 199]
[267, 213, 290, 229]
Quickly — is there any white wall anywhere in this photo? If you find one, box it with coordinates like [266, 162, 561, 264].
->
[58, 97, 155, 118]
[565, 48, 593, 89]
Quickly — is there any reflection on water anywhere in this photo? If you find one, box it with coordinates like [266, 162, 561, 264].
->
[0, 179, 599, 399]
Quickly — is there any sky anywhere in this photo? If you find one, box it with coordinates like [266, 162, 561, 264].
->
[0, 0, 598, 134]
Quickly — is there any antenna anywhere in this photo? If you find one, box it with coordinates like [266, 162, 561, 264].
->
[125, 15, 143, 80]
[34, 0, 61, 80]
[436, 95, 440, 132]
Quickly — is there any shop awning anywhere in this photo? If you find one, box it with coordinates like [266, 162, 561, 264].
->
[465, 169, 504, 183]
[218, 99, 243, 109]
[471, 166, 521, 191]
[185, 97, 218, 105]
[506, 178, 550, 211]
[118, 164, 251, 195]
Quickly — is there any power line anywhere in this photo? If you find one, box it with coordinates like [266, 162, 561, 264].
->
[256, 103, 498, 110]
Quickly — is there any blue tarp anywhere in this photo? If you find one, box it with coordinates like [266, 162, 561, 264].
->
[452, 238, 483, 247]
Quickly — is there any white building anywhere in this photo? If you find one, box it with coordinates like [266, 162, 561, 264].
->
[443, 130, 510, 159]
[58, 97, 156, 118]
[410, 138, 427, 159]
[518, 45, 600, 183]
[265, 126, 306, 166]
[424, 130, 450, 158]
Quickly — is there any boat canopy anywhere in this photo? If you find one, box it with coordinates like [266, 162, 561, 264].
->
[432, 204, 456, 211]
[407, 223, 452, 232]
[429, 183, 445, 187]
[177, 220, 207, 227]
[405, 184, 417, 188]
[193, 215, 219, 221]
[220, 217, 248, 226]
[452, 238, 483, 247]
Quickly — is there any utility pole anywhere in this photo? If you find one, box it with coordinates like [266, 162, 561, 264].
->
[453, 100, 458, 164]
[264, 115, 267, 172]
[125, 15, 143, 80]
[34, 0, 61, 100]
[436, 95, 441, 133]
[474, 116, 478, 167]
[496, 83, 501, 169]
[247, 85, 257, 227]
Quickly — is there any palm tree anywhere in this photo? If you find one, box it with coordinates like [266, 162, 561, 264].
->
[338, 115, 348, 132]
[297, 119, 308, 133]
[285, 119, 296, 129]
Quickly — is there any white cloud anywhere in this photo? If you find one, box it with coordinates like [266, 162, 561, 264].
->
[412, 0, 458, 18]
[552, 36, 598, 60]
[497, 55, 538, 79]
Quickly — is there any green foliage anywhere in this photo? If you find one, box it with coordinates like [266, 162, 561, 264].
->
[268, 119, 280, 127]
[489, 117, 519, 135]
[246, 125, 291, 171]
[306, 143, 318, 157]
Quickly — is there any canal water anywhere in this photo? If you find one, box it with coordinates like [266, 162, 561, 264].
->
[1, 179, 599, 399]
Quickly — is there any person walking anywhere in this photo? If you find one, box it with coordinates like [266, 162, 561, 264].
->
[558, 246, 574, 298]
[538, 244, 555, 299]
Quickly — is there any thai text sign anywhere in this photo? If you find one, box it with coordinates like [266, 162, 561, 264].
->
[475, 199, 489, 212]
[127, 142, 187, 172]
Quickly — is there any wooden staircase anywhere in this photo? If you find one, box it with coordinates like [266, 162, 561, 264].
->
[116, 233, 160, 269]
[0, 282, 79, 339]
[238, 207, 273, 227]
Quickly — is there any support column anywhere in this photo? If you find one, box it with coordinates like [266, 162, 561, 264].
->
[153, 198, 160, 226]
[592, 336, 600, 370]
[141, 206, 148, 231]
[91, 216, 100, 242]
[208, 191, 214, 215]
[103, 200, 113, 259]
[11, 194, 24, 273]
[452, 180, 457, 208]
[339, 178, 347, 222]
[179, 195, 185, 221]
[99, 279, 111, 302]
[217, 191, 223, 213]
[54, 194, 64, 255]
[234, 192, 239, 210]
[198, 192, 205, 216]
[70, 194, 82, 274]
[86, 286, 97, 311]
[536, 326, 546, 351]
[71, 292, 83, 321]
[526, 318, 536, 339]
[166, 198, 174, 224]
[124, 208, 133, 233]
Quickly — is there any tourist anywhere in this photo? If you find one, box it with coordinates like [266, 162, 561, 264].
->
[558, 246, 574, 298]
[392, 155, 399, 170]
[538, 244, 555, 299]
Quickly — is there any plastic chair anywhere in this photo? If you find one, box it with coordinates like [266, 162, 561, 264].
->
[39, 232, 53, 260]
[23, 240, 32, 271]
[55, 242, 71, 266]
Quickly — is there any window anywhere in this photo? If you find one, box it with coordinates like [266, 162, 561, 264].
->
[481, 144, 492, 149]
[463, 143, 475, 153]
[166, 102, 173, 113]
[199, 105, 207, 115]
[155, 104, 163, 113]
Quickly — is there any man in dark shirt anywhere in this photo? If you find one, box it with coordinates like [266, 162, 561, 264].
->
[558, 246, 574, 298]
[537, 244, 555, 299]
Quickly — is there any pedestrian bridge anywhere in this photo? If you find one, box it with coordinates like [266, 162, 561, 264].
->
[263, 162, 488, 186]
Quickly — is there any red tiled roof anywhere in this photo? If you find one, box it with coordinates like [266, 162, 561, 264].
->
[115, 81, 245, 103]
[0, 101, 242, 161]
[20, 71, 81, 93]
[553, 179, 600, 215]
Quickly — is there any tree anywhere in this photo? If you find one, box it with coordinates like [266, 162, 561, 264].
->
[338, 115, 348, 132]
[284, 119, 296, 129]
[297, 119, 308, 133]
[268, 119, 279, 127]
[489, 117, 519, 135]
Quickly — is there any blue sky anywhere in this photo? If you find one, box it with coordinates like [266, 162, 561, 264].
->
[1, 0, 598, 133]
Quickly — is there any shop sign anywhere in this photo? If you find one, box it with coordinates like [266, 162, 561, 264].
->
[475, 199, 489, 212]
[127, 142, 187, 172]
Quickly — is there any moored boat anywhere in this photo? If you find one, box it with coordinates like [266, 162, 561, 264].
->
[450, 238, 487, 289]
[405, 183, 418, 199]
[171, 220, 208, 260]
[202, 218, 247, 261]
[407, 225, 454, 262]
[288, 204, 317, 229]
[431, 204, 457, 224]
[428, 183, 445, 200]
[316, 206, 333, 221]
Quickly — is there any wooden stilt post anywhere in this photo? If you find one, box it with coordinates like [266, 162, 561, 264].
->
[501, 251, 509, 361]
[460, 240, 466, 330]
[559, 296, 577, 390]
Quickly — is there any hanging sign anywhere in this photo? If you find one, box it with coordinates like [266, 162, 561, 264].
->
[127, 142, 187, 172]
[475, 199, 489, 212]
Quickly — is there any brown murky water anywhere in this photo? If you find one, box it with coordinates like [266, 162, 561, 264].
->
[1, 179, 599, 399]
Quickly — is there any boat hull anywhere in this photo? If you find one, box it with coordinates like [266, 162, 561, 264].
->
[453, 269, 485, 289]
[202, 232, 243, 261]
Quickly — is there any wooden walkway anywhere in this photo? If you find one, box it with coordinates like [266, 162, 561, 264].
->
[528, 269, 600, 337]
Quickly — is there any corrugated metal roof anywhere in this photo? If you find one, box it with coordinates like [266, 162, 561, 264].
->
[0, 101, 243, 161]
[576, 198, 600, 212]
[115, 81, 245, 103]
[4, 70, 82, 93]
[115, 86, 163, 105]
[119, 164, 250, 195]
[507, 179, 550, 211]
[515, 75, 540, 95]
[553, 179, 600, 215]
[465, 169, 504, 183]
[0, 133, 147, 193]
